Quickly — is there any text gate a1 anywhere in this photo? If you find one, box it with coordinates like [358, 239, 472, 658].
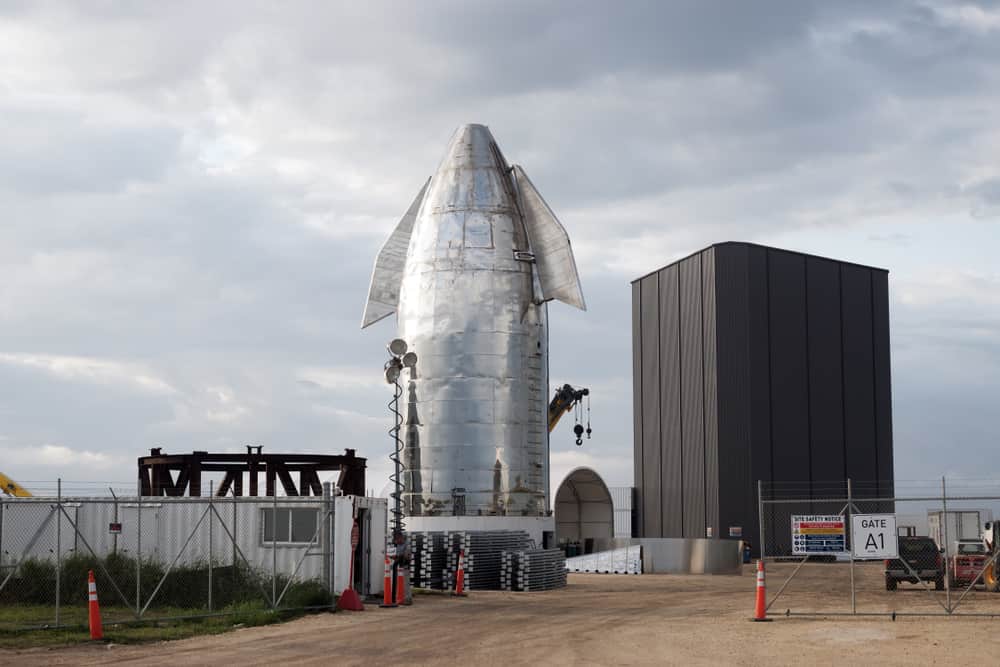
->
[852, 514, 898, 559]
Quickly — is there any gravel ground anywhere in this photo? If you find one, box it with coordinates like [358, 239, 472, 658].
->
[4, 563, 997, 666]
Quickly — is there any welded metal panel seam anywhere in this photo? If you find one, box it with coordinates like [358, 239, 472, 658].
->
[656, 270, 663, 539]
[676, 265, 684, 536]
[632, 283, 643, 535]
[764, 249, 775, 490]
[839, 264, 849, 482]
[701, 250, 707, 538]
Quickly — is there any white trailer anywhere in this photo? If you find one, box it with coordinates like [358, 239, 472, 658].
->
[927, 510, 993, 552]
[0, 494, 387, 599]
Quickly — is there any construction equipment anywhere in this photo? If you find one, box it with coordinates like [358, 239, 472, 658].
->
[980, 521, 1000, 591]
[548, 384, 591, 445]
[137, 446, 366, 497]
[0, 472, 32, 497]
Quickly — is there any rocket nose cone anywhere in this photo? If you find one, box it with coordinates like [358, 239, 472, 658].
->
[440, 123, 506, 171]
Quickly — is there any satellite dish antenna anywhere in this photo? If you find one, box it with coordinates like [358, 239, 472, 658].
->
[388, 338, 408, 356]
[402, 351, 418, 368]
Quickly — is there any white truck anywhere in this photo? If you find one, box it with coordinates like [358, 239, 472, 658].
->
[927, 510, 992, 553]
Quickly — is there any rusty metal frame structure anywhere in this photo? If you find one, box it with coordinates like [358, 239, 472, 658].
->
[138, 446, 366, 497]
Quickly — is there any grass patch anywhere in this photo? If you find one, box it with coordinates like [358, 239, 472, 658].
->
[0, 601, 324, 649]
[0, 552, 337, 648]
[0, 552, 332, 615]
[1, 553, 278, 609]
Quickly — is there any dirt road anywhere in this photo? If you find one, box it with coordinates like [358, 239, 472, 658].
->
[4, 565, 992, 665]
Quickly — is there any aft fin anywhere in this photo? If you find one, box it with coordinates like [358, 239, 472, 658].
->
[361, 178, 430, 328]
[512, 165, 586, 311]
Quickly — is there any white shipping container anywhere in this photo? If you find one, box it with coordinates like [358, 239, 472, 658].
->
[927, 509, 993, 552]
[0, 494, 387, 598]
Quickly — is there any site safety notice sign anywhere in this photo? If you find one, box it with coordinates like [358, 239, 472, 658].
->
[851, 514, 898, 559]
[791, 515, 846, 554]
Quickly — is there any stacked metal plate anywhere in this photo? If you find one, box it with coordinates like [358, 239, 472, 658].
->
[501, 548, 567, 592]
[409, 531, 449, 589]
[565, 546, 642, 574]
[443, 530, 533, 591]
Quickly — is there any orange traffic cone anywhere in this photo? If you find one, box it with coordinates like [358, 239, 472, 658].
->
[751, 559, 771, 622]
[396, 567, 407, 606]
[87, 570, 103, 640]
[379, 556, 397, 608]
[453, 549, 467, 597]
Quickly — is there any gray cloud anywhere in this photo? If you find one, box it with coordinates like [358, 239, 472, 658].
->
[0, 1, 997, 492]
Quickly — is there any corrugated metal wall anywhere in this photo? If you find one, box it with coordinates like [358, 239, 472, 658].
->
[702, 250, 719, 537]
[639, 276, 660, 538]
[746, 245, 773, 544]
[806, 257, 846, 488]
[872, 270, 894, 501]
[634, 250, 716, 539]
[631, 284, 644, 535]
[0, 496, 387, 595]
[632, 242, 894, 546]
[767, 251, 810, 490]
[608, 486, 634, 538]
[679, 255, 705, 537]
[658, 265, 683, 537]
[841, 264, 878, 485]
[715, 244, 752, 540]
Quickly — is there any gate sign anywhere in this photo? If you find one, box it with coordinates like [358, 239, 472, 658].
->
[852, 514, 898, 559]
[791, 515, 846, 554]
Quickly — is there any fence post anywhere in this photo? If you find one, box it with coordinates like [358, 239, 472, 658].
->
[55, 478, 61, 627]
[847, 478, 855, 614]
[232, 487, 238, 568]
[942, 476, 951, 612]
[136, 492, 142, 616]
[272, 490, 278, 609]
[757, 479, 765, 560]
[110, 487, 119, 556]
[322, 482, 332, 596]
[208, 481, 214, 613]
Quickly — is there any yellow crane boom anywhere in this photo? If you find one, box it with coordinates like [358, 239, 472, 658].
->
[0, 472, 32, 497]
[548, 384, 591, 444]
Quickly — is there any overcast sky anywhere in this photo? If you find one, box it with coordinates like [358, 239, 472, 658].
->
[1, 1, 998, 497]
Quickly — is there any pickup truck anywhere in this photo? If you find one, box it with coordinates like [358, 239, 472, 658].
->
[951, 540, 988, 586]
[885, 536, 944, 590]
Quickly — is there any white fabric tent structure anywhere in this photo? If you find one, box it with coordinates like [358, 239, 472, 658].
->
[554, 467, 614, 547]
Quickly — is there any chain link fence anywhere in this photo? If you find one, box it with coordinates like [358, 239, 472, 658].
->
[759, 479, 1000, 617]
[0, 492, 341, 630]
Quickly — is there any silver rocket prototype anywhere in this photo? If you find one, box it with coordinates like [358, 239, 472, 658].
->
[362, 124, 584, 518]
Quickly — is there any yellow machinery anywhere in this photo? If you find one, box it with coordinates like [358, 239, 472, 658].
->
[0, 472, 32, 497]
[548, 384, 591, 445]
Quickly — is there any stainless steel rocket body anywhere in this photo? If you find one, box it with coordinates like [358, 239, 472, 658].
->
[363, 124, 584, 518]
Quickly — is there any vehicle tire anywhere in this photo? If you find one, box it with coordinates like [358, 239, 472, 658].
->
[886, 578, 897, 591]
[935, 577, 944, 591]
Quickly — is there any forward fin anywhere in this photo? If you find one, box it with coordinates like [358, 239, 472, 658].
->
[361, 178, 430, 328]
[512, 165, 586, 310]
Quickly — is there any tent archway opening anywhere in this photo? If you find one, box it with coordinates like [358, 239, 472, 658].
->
[554, 467, 613, 552]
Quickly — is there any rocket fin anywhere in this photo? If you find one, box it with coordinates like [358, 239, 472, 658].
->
[361, 178, 430, 328]
[512, 165, 586, 311]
